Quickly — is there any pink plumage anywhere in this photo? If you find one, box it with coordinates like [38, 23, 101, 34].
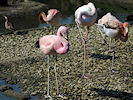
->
[98, 12, 129, 41]
[98, 12, 122, 26]
[38, 26, 69, 99]
[39, 26, 69, 55]
[97, 12, 129, 73]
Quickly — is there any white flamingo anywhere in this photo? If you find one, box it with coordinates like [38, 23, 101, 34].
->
[75, 2, 97, 78]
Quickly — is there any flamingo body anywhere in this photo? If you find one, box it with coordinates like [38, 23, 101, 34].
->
[39, 9, 61, 26]
[75, 2, 97, 26]
[98, 12, 129, 42]
[39, 26, 69, 55]
[39, 35, 69, 55]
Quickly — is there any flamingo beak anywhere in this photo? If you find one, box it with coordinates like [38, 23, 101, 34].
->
[123, 22, 129, 37]
[124, 27, 128, 36]
[63, 32, 68, 41]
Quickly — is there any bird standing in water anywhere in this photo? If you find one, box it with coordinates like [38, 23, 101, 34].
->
[3, 16, 15, 31]
[39, 9, 62, 34]
[37, 26, 69, 99]
[97, 12, 129, 72]
[75, 2, 97, 78]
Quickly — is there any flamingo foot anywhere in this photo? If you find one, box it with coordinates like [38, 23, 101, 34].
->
[56, 94, 67, 99]
[45, 95, 53, 100]
[82, 75, 88, 79]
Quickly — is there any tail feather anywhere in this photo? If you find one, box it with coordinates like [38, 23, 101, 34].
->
[35, 41, 40, 48]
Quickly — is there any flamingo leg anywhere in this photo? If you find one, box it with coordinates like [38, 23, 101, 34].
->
[54, 56, 67, 99]
[111, 42, 118, 73]
[54, 61, 59, 95]
[52, 26, 56, 35]
[111, 46, 115, 72]
[83, 43, 88, 79]
[75, 20, 88, 79]
[97, 25, 108, 45]
[46, 55, 53, 100]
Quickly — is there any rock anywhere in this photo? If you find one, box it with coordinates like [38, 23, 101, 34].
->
[0, 85, 13, 92]
[4, 90, 30, 100]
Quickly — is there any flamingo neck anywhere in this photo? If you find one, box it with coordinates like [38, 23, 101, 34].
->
[39, 12, 47, 23]
[87, 2, 97, 16]
[76, 3, 97, 26]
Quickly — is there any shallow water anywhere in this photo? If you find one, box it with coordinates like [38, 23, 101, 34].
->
[0, 79, 38, 100]
[0, 2, 131, 34]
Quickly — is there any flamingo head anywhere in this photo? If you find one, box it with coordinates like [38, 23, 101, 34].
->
[119, 22, 129, 42]
[3, 16, 8, 20]
[57, 26, 69, 41]
[123, 22, 129, 36]
[39, 12, 46, 23]
[75, 2, 97, 26]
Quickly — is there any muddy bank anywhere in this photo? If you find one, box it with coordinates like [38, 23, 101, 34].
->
[0, 1, 48, 17]
[0, 24, 133, 99]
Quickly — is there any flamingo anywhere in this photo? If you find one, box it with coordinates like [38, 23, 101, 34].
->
[75, 2, 97, 78]
[39, 9, 62, 34]
[97, 12, 129, 72]
[3, 16, 15, 31]
[36, 26, 69, 99]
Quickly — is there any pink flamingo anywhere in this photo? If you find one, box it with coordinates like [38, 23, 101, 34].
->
[39, 9, 62, 33]
[97, 12, 129, 72]
[75, 2, 97, 78]
[37, 26, 69, 99]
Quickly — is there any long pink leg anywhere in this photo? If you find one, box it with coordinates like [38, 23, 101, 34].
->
[54, 56, 67, 99]
[75, 20, 88, 79]
[45, 55, 53, 99]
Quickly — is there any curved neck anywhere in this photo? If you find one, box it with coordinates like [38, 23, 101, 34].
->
[77, 2, 97, 25]
[54, 40, 69, 54]
[4, 18, 8, 22]
[39, 12, 47, 23]
[87, 2, 97, 16]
